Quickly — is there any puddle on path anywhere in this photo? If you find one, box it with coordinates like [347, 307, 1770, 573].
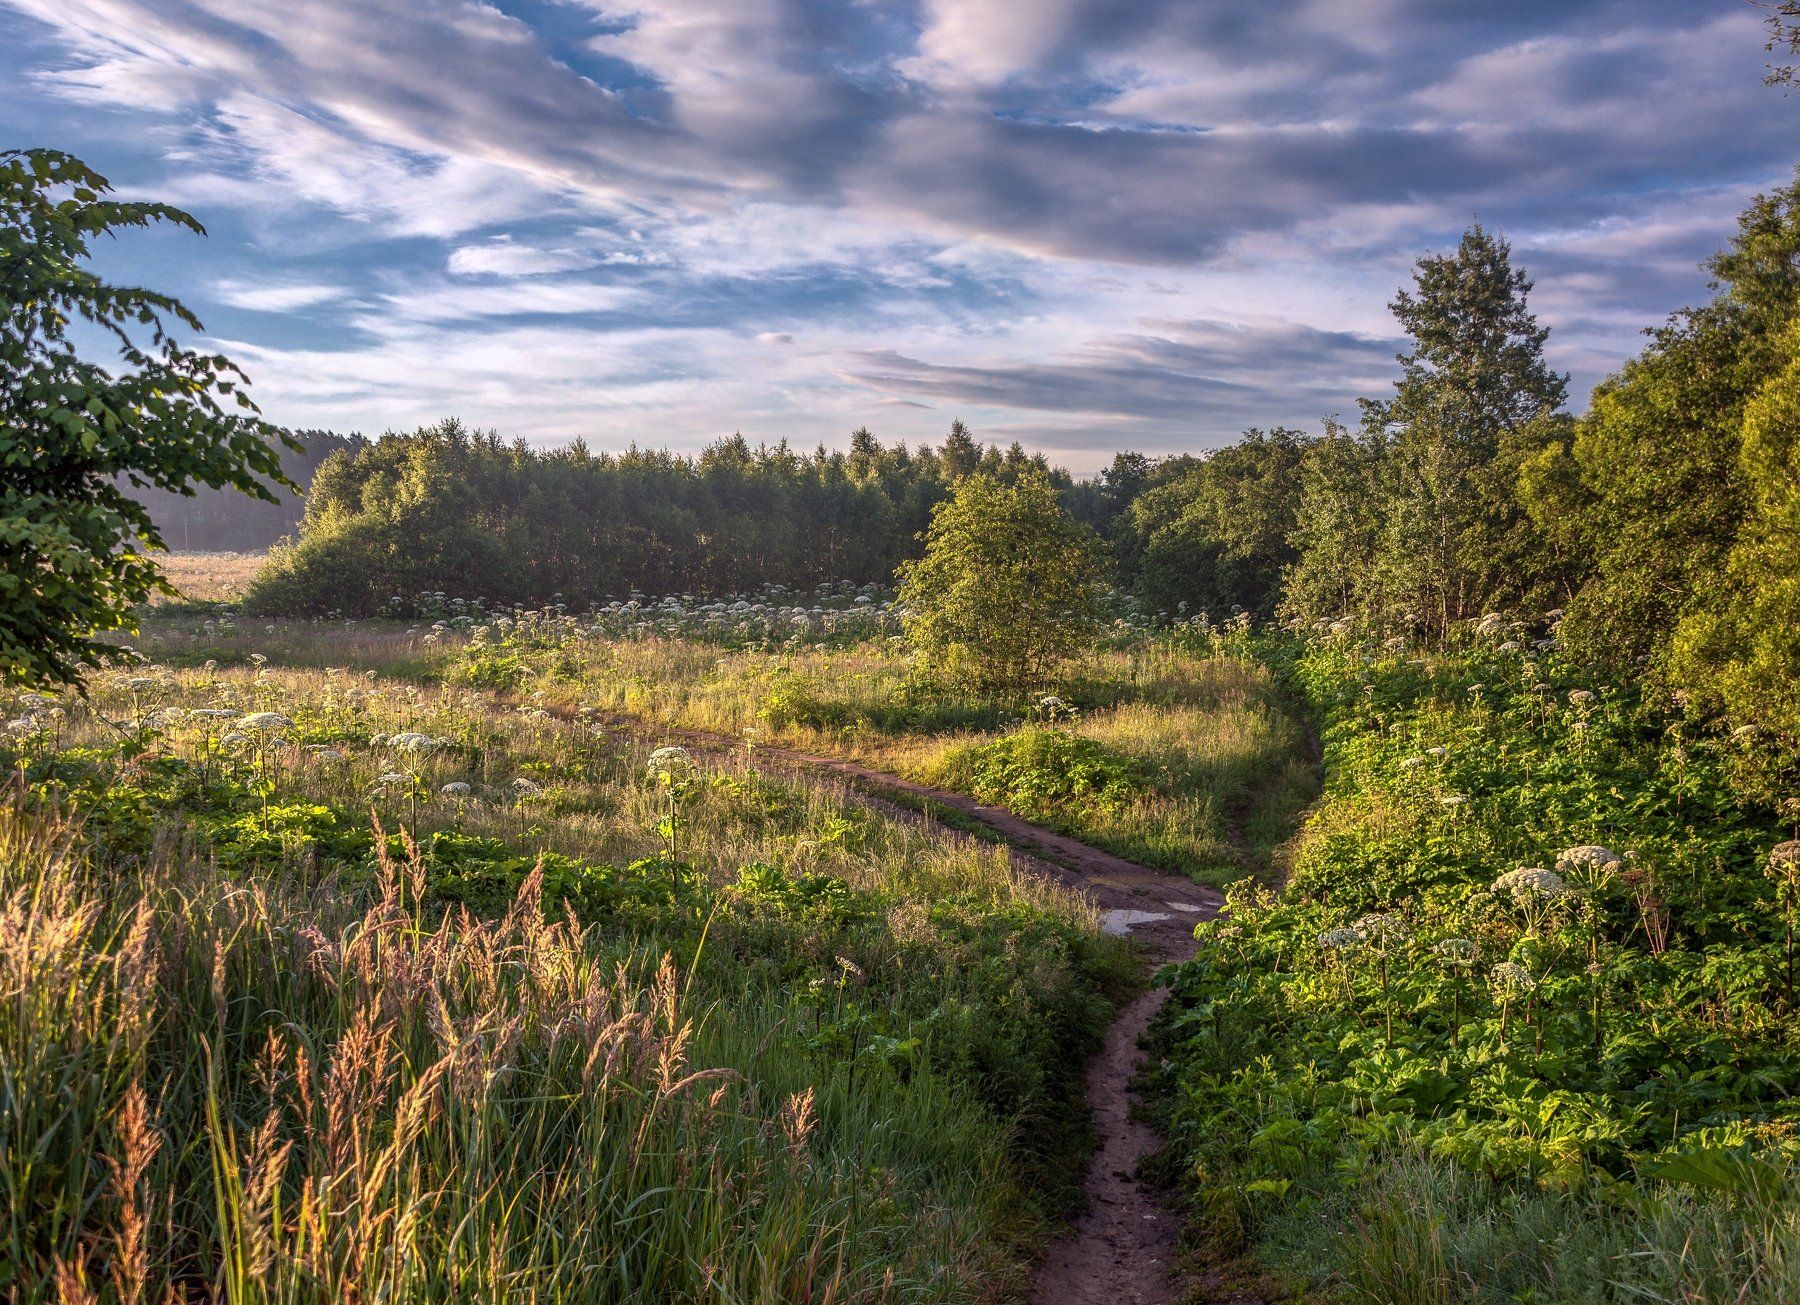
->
[1100, 908, 1174, 936]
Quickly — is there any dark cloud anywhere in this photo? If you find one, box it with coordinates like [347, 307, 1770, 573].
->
[842, 318, 1399, 428]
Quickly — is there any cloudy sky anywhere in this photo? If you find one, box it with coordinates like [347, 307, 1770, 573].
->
[4, 0, 1794, 471]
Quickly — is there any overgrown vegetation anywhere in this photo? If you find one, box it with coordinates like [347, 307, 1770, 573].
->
[0, 659, 1134, 1299]
[1155, 623, 1800, 1299]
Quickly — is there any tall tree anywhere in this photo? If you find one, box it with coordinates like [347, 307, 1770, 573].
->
[1551, 172, 1800, 669]
[1363, 224, 1567, 636]
[0, 149, 291, 687]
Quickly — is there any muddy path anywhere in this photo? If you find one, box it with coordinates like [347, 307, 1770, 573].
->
[581, 710, 1230, 1303]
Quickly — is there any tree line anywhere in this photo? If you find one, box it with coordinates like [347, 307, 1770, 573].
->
[245, 420, 1072, 613]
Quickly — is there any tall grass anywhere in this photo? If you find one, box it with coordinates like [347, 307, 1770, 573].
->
[2, 657, 1131, 1300]
[1258, 1145, 1800, 1304]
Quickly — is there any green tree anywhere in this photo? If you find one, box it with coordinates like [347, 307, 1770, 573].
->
[1, 149, 291, 687]
[1364, 225, 1568, 637]
[1668, 322, 1800, 792]
[1552, 172, 1800, 669]
[895, 469, 1104, 695]
[1128, 428, 1310, 618]
[1280, 421, 1386, 626]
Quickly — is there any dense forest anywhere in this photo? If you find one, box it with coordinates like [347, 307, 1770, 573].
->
[246, 421, 1075, 611]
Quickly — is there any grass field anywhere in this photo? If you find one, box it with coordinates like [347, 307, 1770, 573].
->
[9, 596, 1320, 1300]
[129, 593, 1319, 889]
[151, 552, 268, 604]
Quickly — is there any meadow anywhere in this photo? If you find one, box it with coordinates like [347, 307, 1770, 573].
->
[0, 634, 1157, 1300]
[144, 585, 1317, 890]
[1, 580, 1331, 1302]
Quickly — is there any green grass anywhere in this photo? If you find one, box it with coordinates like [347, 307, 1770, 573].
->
[0, 655, 1135, 1301]
[129, 606, 1318, 887]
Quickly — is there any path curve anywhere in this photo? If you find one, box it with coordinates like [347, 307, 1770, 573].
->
[583, 710, 1226, 1303]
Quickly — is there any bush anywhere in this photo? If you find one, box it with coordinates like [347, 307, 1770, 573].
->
[940, 727, 1146, 821]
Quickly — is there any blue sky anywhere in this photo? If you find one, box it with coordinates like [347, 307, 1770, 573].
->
[4, 0, 1795, 472]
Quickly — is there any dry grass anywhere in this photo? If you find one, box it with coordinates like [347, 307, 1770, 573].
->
[2, 655, 1129, 1299]
[152, 552, 267, 603]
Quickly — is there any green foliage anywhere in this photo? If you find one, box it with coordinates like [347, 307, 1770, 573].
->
[1284, 225, 1569, 637]
[1668, 323, 1800, 796]
[246, 419, 1076, 616]
[941, 726, 1146, 822]
[1157, 629, 1799, 1294]
[896, 469, 1106, 695]
[0, 148, 292, 687]
[1127, 428, 1310, 619]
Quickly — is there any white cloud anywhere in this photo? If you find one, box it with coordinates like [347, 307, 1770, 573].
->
[447, 240, 598, 277]
[210, 279, 350, 312]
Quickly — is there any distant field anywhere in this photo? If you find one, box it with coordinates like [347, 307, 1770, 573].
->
[154, 550, 265, 602]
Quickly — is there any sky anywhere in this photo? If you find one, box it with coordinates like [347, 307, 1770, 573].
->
[3, 0, 1795, 473]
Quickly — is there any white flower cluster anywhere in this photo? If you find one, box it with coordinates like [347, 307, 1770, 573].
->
[1491, 866, 1571, 904]
[1353, 912, 1409, 944]
[1489, 961, 1538, 995]
[1556, 845, 1622, 878]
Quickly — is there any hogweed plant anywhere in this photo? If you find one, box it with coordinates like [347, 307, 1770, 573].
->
[645, 745, 698, 863]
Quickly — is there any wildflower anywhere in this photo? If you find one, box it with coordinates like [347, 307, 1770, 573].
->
[1491, 866, 1570, 904]
[387, 731, 440, 753]
[1399, 755, 1426, 770]
[249, 654, 268, 666]
[511, 778, 543, 797]
[1770, 841, 1800, 871]
[1439, 794, 1468, 808]
[190, 708, 240, 720]
[373, 772, 412, 787]
[1426, 746, 1449, 758]
[1568, 689, 1594, 706]
[1354, 913, 1408, 944]
[311, 748, 347, 763]
[646, 745, 695, 784]
[1556, 845, 1622, 877]
[1434, 938, 1479, 965]
[1319, 925, 1365, 950]
[1490, 961, 1538, 995]
[440, 781, 472, 798]
[238, 712, 295, 732]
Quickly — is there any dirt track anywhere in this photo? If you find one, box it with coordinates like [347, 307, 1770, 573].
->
[588, 711, 1231, 1304]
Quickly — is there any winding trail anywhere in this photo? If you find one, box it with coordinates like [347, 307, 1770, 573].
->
[586, 711, 1231, 1303]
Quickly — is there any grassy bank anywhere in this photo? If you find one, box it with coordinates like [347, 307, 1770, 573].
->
[1154, 622, 1800, 1301]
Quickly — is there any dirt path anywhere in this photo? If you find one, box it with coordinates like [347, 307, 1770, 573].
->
[586, 711, 1226, 1303]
